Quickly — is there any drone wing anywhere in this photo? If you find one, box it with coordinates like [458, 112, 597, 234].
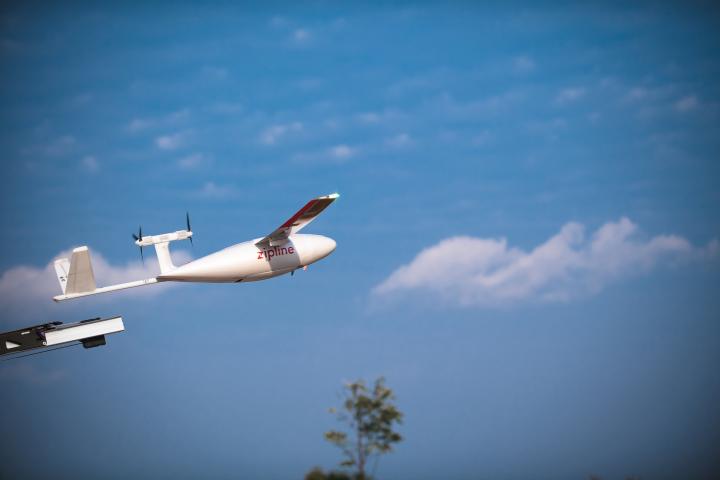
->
[256, 193, 339, 246]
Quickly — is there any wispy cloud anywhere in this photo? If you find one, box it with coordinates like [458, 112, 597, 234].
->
[22, 135, 76, 156]
[295, 77, 324, 91]
[384, 67, 460, 99]
[432, 91, 524, 120]
[194, 181, 238, 199]
[81, 155, 99, 172]
[155, 132, 186, 150]
[259, 122, 303, 145]
[70, 92, 94, 106]
[374, 218, 717, 308]
[201, 65, 229, 81]
[674, 95, 698, 113]
[385, 133, 414, 149]
[127, 109, 190, 133]
[624, 87, 651, 102]
[512, 55, 535, 73]
[471, 130, 493, 146]
[128, 118, 154, 132]
[292, 144, 358, 165]
[177, 152, 210, 170]
[329, 144, 355, 160]
[293, 28, 311, 43]
[356, 112, 381, 124]
[555, 87, 586, 105]
[269, 16, 289, 28]
[526, 117, 567, 137]
[355, 109, 406, 125]
[207, 102, 243, 115]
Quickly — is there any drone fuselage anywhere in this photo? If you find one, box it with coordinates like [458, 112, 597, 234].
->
[158, 234, 336, 283]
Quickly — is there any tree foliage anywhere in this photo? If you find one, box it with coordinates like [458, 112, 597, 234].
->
[304, 467, 353, 480]
[324, 377, 403, 479]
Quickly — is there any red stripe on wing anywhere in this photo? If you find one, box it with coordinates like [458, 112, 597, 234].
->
[280, 199, 318, 229]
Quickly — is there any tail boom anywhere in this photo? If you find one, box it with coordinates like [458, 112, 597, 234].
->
[53, 277, 158, 302]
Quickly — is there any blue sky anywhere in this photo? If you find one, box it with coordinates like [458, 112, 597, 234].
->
[1, 3, 719, 479]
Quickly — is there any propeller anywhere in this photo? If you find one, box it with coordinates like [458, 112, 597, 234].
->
[186, 212, 193, 246]
[132, 226, 144, 263]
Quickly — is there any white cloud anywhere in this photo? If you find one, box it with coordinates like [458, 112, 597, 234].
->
[71, 92, 94, 106]
[195, 181, 238, 199]
[0, 248, 191, 327]
[625, 87, 650, 102]
[674, 95, 698, 112]
[155, 132, 185, 150]
[385, 133, 414, 148]
[471, 130, 493, 146]
[512, 55, 535, 73]
[177, 152, 210, 170]
[269, 16, 289, 28]
[81, 155, 98, 172]
[201, 66, 229, 81]
[555, 87, 586, 105]
[526, 117, 567, 137]
[260, 122, 303, 145]
[208, 102, 243, 115]
[291, 144, 358, 165]
[356, 112, 381, 124]
[128, 118, 154, 132]
[355, 109, 406, 125]
[331, 17, 347, 30]
[374, 218, 717, 307]
[329, 144, 354, 159]
[22, 135, 76, 156]
[293, 28, 310, 42]
[432, 91, 524, 120]
[296, 77, 324, 90]
[128, 109, 190, 133]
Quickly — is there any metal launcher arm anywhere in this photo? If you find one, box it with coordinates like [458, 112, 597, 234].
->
[1, 316, 125, 357]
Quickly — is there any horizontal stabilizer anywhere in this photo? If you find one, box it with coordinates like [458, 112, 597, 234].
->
[53, 277, 159, 302]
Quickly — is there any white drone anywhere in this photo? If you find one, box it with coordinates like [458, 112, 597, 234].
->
[53, 193, 339, 301]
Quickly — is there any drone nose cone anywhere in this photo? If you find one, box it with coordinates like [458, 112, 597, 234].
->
[313, 235, 336, 261]
[325, 237, 337, 254]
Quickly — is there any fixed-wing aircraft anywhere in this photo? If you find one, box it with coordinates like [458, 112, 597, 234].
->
[53, 193, 339, 301]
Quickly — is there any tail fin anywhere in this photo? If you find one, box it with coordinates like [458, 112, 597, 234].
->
[54, 258, 70, 294]
[53, 245, 159, 302]
[65, 246, 97, 294]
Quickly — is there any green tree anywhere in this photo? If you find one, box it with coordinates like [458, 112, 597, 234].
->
[324, 377, 403, 479]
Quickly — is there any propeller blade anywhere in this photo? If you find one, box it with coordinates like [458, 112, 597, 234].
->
[132, 225, 144, 263]
[186, 212, 193, 246]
